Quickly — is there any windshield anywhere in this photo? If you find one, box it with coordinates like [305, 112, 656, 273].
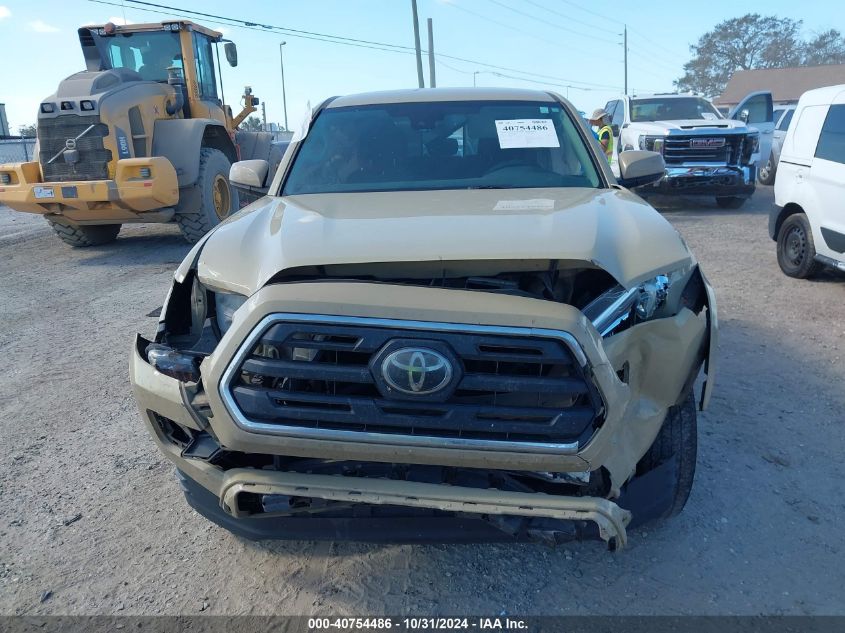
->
[89, 31, 183, 82]
[630, 97, 723, 122]
[282, 100, 601, 195]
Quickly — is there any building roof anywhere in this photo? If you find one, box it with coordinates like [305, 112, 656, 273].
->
[716, 65, 845, 105]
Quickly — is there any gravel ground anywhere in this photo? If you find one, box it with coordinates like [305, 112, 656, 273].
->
[1, 187, 844, 616]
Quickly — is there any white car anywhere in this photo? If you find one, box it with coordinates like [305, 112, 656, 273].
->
[771, 84, 845, 278]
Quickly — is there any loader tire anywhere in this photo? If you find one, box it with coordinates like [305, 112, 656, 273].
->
[46, 219, 120, 247]
[175, 148, 238, 244]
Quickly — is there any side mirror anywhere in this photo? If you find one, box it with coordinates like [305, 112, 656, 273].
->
[611, 124, 620, 136]
[230, 159, 269, 189]
[617, 150, 665, 189]
[738, 109, 749, 123]
[224, 42, 238, 67]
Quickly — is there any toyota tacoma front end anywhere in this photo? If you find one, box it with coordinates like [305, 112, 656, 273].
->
[130, 88, 717, 550]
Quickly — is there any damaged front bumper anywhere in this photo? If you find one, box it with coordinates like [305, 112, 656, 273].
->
[641, 164, 756, 197]
[222, 470, 631, 549]
[131, 277, 716, 550]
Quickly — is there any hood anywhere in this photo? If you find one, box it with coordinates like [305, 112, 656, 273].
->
[196, 188, 693, 296]
[634, 118, 748, 135]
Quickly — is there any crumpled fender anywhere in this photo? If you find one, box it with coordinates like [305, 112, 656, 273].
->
[700, 271, 718, 411]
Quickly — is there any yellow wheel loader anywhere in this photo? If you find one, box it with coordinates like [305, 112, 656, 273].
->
[0, 20, 284, 245]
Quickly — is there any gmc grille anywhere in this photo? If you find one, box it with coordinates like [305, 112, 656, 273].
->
[223, 318, 604, 449]
[38, 115, 111, 182]
[646, 135, 743, 165]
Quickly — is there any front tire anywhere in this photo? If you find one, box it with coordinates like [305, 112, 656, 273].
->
[636, 390, 698, 518]
[175, 148, 239, 243]
[715, 196, 747, 209]
[776, 212, 821, 279]
[46, 219, 120, 247]
[758, 158, 776, 185]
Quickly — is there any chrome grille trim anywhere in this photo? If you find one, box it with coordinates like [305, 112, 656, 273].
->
[218, 313, 601, 454]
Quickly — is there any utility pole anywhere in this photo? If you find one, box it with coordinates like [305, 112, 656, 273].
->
[411, 0, 425, 88]
[623, 24, 628, 95]
[427, 18, 436, 88]
[279, 41, 289, 131]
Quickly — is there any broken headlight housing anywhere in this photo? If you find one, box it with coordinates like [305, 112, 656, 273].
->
[583, 268, 687, 338]
[638, 135, 665, 154]
[742, 132, 760, 163]
[214, 291, 248, 335]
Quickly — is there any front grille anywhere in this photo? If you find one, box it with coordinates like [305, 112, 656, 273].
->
[659, 135, 743, 165]
[224, 318, 603, 448]
[38, 114, 111, 182]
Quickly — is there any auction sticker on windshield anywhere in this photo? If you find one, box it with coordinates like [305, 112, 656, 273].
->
[495, 119, 560, 149]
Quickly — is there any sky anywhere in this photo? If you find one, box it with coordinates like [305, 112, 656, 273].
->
[0, 0, 843, 133]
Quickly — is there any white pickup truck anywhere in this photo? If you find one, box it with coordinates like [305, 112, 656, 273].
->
[603, 92, 774, 208]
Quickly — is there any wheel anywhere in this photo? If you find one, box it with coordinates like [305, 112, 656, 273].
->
[758, 158, 776, 185]
[641, 392, 697, 518]
[776, 213, 821, 279]
[630, 392, 698, 519]
[715, 196, 747, 209]
[175, 148, 239, 243]
[46, 219, 120, 247]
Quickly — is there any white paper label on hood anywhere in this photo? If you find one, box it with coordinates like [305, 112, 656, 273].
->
[495, 119, 560, 149]
[700, 112, 718, 120]
[493, 198, 555, 211]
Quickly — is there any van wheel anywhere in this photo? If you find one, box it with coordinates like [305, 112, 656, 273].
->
[715, 196, 747, 209]
[46, 219, 120, 247]
[175, 148, 239, 243]
[758, 158, 776, 185]
[777, 213, 821, 279]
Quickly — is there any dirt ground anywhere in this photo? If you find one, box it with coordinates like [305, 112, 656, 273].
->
[1, 186, 844, 616]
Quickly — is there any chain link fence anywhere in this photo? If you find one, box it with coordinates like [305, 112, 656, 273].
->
[0, 138, 37, 163]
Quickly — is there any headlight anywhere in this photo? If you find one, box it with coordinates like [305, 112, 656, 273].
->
[214, 291, 247, 335]
[583, 270, 685, 338]
[638, 135, 665, 153]
[742, 133, 760, 163]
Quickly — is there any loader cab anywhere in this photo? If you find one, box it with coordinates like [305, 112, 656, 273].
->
[78, 21, 232, 126]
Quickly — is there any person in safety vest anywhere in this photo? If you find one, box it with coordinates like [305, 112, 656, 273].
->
[589, 108, 613, 162]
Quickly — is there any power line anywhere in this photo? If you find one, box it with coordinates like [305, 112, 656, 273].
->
[626, 26, 686, 59]
[446, 0, 620, 67]
[519, 0, 609, 36]
[104, 0, 621, 89]
[525, 0, 686, 61]
[90, 0, 418, 56]
[483, 0, 617, 45]
[444, 1, 572, 50]
[436, 59, 619, 92]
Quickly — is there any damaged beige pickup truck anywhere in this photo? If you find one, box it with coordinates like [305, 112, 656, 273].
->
[130, 88, 717, 550]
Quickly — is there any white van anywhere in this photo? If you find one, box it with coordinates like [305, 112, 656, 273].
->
[771, 84, 845, 278]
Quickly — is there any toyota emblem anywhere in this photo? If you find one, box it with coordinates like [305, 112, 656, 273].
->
[381, 347, 453, 395]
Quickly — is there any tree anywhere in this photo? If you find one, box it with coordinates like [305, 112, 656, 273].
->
[240, 116, 263, 132]
[802, 29, 845, 66]
[676, 14, 804, 97]
[18, 124, 36, 138]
